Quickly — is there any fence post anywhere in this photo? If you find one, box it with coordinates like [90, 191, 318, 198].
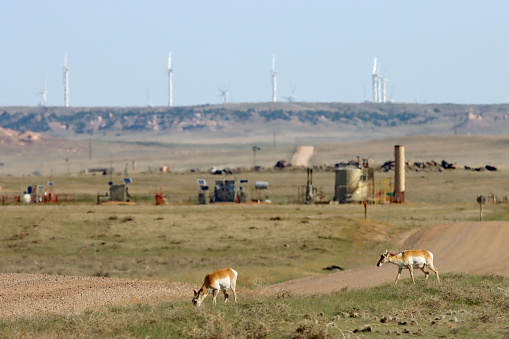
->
[479, 195, 483, 222]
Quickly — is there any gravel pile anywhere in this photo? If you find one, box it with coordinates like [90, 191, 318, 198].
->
[0, 273, 195, 319]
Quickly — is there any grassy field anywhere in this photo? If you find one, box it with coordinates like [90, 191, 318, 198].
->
[1, 201, 507, 286]
[1, 168, 508, 337]
[0, 274, 507, 338]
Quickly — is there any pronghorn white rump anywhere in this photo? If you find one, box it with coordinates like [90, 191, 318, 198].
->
[192, 268, 238, 306]
[377, 249, 439, 284]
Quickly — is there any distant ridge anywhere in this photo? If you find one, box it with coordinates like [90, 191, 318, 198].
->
[1, 102, 508, 140]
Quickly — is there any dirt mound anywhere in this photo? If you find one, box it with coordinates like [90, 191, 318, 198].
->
[0, 127, 46, 145]
[266, 221, 509, 294]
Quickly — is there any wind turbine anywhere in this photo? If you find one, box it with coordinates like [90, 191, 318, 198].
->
[372, 57, 379, 103]
[372, 57, 388, 103]
[381, 77, 388, 103]
[146, 88, 153, 107]
[217, 84, 230, 103]
[271, 54, 277, 102]
[167, 51, 173, 107]
[284, 85, 297, 102]
[37, 80, 48, 106]
[63, 54, 70, 107]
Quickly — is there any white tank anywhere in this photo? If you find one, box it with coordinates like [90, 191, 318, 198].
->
[335, 168, 362, 203]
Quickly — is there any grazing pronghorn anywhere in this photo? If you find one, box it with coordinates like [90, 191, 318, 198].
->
[377, 249, 439, 284]
[192, 268, 238, 306]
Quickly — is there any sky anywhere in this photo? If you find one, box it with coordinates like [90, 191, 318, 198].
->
[1, 1, 508, 107]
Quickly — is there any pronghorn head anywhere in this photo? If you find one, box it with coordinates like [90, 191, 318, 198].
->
[192, 289, 205, 307]
[377, 249, 390, 267]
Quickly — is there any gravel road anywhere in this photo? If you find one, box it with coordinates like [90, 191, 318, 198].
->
[0, 274, 194, 320]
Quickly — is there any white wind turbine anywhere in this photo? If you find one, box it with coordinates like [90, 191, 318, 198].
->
[271, 54, 277, 102]
[381, 76, 388, 103]
[146, 88, 153, 107]
[372, 57, 379, 103]
[63, 54, 70, 107]
[284, 85, 297, 102]
[167, 51, 173, 107]
[372, 57, 388, 103]
[37, 80, 49, 106]
[218, 84, 230, 103]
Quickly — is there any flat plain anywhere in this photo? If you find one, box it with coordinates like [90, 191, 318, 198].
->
[0, 133, 508, 338]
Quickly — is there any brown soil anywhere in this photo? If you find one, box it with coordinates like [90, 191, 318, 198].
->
[0, 275, 194, 320]
[1, 221, 507, 320]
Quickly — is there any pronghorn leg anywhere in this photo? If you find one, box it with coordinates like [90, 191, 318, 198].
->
[428, 265, 440, 282]
[212, 289, 219, 305]
[231, 284, 237, 302]
[223, 290, 229, 303]
[421, 266, 430, 280]
[395, 268, 403, 284]
[409, 266, 416, 284]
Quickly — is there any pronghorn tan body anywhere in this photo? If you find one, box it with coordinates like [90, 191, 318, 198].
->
[192, 268, 238, 306]
[377, 249, 439, 284]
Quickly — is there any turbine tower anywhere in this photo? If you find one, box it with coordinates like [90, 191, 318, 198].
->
[372, 57, 379, 103]
[372, 57, 388, 103]
[271, 54, 277, 102]
[167, 51, 173, 107]
[63, 54, 70, 107]
[381, 77, 388, 103]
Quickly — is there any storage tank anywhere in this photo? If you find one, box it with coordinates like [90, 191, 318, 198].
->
[335, 168, 363, 203]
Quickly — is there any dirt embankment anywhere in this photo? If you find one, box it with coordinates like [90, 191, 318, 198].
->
[1, 221, 507, 320]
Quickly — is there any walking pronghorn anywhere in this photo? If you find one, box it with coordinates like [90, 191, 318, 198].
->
[377, 249, 439, 284]
[192, 268, 238, 306]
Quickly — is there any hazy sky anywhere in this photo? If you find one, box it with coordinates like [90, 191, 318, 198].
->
[1, 1, 508, 107]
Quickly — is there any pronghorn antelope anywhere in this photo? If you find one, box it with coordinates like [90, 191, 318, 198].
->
[192, 268, 238, 306]
[377, 249, 439, 284]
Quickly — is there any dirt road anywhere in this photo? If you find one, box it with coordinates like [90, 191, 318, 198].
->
[1, 221, 507, 320]
[267, 221, 509, 294]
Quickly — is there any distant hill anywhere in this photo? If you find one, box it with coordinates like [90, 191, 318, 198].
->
[1, 102, 508, 144]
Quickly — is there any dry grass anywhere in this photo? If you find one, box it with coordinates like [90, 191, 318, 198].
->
[0, 203, 392, 284]
[1, 197, 507, 286]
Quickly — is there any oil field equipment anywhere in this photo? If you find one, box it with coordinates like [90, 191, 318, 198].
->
[214, 179, 236, 202]
[197, 179, 209, 204]
[254, 181, 270, 203]
[306, 168, 316, 203]
[334, 166, 374, 203]
[236, 179, 248, 203]
[109, 184, 131, 202]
